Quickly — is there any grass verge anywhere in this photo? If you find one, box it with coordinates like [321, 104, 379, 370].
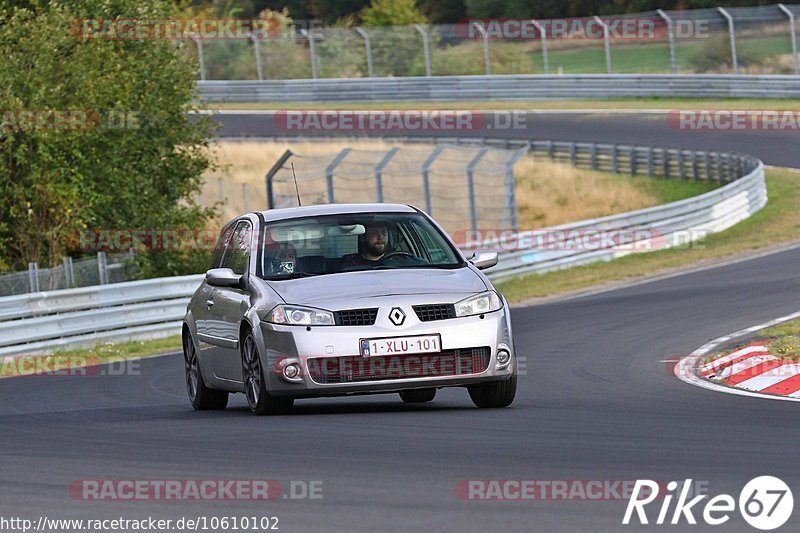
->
[0, 336, 182, 379]
[497, 167, 800, 304]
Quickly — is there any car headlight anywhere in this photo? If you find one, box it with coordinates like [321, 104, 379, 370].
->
[454, 291, 502, 317]
[265, 305, 335, 326]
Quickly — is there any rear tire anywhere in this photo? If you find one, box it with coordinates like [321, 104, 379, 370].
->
[399, 388, 436, 403]
[241, 329, 294, 415]
[467, 373, 516, 408]
[183, 331, 228, 410]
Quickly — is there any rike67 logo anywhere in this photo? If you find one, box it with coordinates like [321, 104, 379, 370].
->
[623, 476, 793, 530]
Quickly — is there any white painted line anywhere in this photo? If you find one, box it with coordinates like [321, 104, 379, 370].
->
[675, 310, 800, 402]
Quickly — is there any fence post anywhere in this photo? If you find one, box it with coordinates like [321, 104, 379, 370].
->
[300, 29, 318, 79]
[504, 144, 529, 230]
[546, 140, 554, 159]
[717, 7, 738, 74]
[251, 33, 264, 80]
[264, 149, 294, 209]
[414, 24, 432, 77]
[593, 16, 612, 73]
[471, 22, 491, 75]
[63, 257, 74, 288]
[242, 182, 248, 211]
[656, 10, 677, 74]
[611, 144, 618, 173]
[421, 145, 443, 214]
[218, 177, 224, 204]
[192, 35, 206, 81]
[531, 20, 549, 74]
[374, 147, 399, 202]
[28, 262, 39, 293]
[779, 4, 800, 75]
[466, 147, 490, 232]
[325, 148, 352, 203]
[355, 28, 373, 77]
[97, 252, 108, 285]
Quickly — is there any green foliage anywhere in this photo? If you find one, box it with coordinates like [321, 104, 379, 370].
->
[360, 0, 427, 27]
[688, 35, 768, 73]
[771, 336, 800, 360]
[0, 0, 216, 276]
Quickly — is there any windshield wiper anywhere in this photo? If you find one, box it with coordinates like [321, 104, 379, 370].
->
[266, 272, 323, 280]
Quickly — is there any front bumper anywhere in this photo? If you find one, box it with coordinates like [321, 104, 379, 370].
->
[257, 308, 515, 397]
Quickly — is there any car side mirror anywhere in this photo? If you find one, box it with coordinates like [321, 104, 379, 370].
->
[206, 268, 243, 288]
[469, 251, 498, 270]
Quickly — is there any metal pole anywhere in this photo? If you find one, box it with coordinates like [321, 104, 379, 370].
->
[779, 4, 800, 75]
[593, 16, 612, 73]
[471, 22, 491, 75]
[355, 27, 373, 77]
[421, 145, 444, 214]
[504, 144, 529, 231]
[466, 147, 490, 232]
[28, 262, 39, 293]
[531, 20, 549, 74]
[97, 252, 107, 285]
[251, 33, 263, 80]
[242, 182, 248, 212]
[374, 147, 399, 203]
[657, 9, 677, 74]
[264, 149, 293, 209]
[414, 24, 432, 77]
[300, 29, 318, 79]
[325, 148, 352, 203]
[63, 256, 74, 288]
[192, 35, 206, 80]
[717, 7, 738, 74]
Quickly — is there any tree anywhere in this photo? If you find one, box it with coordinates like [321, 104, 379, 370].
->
[360, 0, 427, 26]
[0, 0, 216, 276]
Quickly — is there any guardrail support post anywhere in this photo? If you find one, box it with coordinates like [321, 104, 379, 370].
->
[191, 35, 206, 81]
[355, 27, 374, 77]
[414, 24, 432, 77]
[97, 252, 108, 285]
[678, 150, 686, 180]
[594, 16, 612, 73]
[661, 149, 670, 179]
[779, 4, 800, 75]
[704, 152, 712, 181]
[717, 7, 738, 74]
[300, 29, 318, 79]
[647, 147, 655, 177]
[374, 147, 399, 202]
[420, 146, 443, 214]
[589, 143, 597, 169]
[657, 10, 677, 74]
[466, 147, 490, 232]
[471, 22, 491, 75]
[531, 20, 549, 74]
[691, 151, 699, 181]
[569, 142, 577, 166]
[251, 33, 264, 80]
[726, 153, 734, 182]
[629, 147, 637, 176]
[325, 148, 352, 203]
[264, 149, 294, 209]
[611, 144, 618, 173]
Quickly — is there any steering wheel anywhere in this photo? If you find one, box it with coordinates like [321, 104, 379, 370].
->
[378, 251, 427, 265]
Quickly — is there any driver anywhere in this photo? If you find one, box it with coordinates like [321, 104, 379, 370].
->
[265, 242, 297, 275]
[341, 221, 405, 269]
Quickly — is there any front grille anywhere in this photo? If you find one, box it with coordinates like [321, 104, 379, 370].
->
[413, 304, 456, 322]
[307, 347, 491, 384]
[334, 308, 378, 326]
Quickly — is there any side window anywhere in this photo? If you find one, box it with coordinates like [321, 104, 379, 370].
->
[210, 226, 234, 269]
[220, 221, 252, 275]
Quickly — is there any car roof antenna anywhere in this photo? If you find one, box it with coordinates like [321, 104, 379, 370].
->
[291, 162, 302, 207]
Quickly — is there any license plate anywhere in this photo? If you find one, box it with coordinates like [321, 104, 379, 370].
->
[359, 334, 441, 357]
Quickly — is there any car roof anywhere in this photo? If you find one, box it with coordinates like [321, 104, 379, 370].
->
[256, 203, 418, 223]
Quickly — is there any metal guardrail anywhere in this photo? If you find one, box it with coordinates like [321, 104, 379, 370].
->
[0, 140, 766, 356]
[198, 75, 800, 103]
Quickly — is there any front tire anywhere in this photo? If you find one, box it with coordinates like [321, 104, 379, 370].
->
[241, 329, 294, 415]
[399, 388, 436, 403]
[467, 373, 516, 408]
[183, 331, 228, 410]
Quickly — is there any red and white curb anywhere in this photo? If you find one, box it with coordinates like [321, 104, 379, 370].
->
[675, 310, 800, 402]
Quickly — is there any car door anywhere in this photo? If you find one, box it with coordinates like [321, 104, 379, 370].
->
[205, 219, 253, 382]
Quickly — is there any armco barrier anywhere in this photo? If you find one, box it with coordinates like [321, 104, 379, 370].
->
[198, 75, 800, 103]
[0, 140, 766, 356]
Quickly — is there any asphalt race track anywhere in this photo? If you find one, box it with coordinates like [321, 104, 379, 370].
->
[1, 112, 799, 532]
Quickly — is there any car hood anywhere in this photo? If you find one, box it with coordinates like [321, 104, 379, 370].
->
[268, 267, 487, 308]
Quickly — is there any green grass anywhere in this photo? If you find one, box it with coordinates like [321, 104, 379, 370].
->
[628, 174, 718, 204]
[761, 318, 800, 338]
[704, 319, 800, 365]
[496, 167, 800, 304]
[207, 98, 800, 111]
[0, 336, 182, 378]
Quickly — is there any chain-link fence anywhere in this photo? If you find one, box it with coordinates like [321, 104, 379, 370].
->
[262, 144, 524, 235]
[185, 4, 800, 80]
[0, 251, 138, 296]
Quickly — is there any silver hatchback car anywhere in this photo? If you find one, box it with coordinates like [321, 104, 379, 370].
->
[182, 203, 517, 415]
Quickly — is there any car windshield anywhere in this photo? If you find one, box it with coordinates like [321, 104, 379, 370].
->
[259, 212, 464, 280]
